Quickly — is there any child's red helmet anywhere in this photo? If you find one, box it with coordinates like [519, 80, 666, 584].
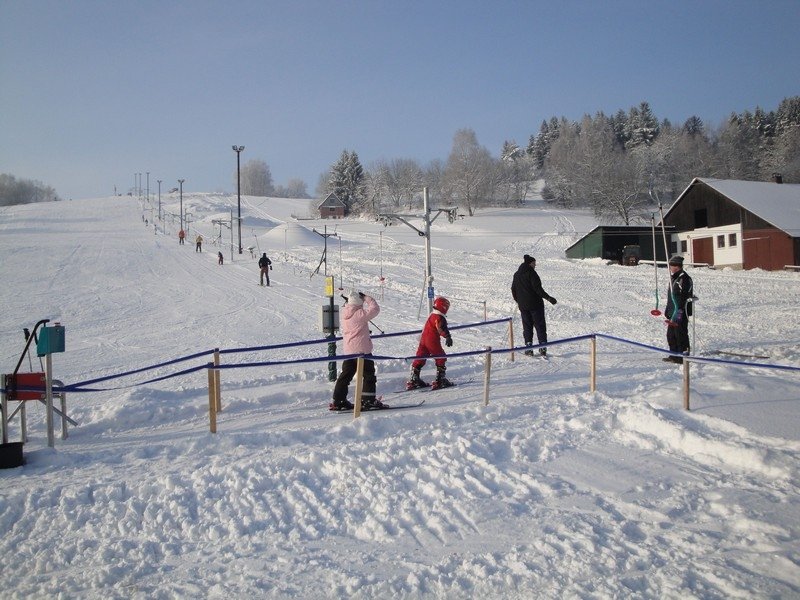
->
[433, 296, 450, 314]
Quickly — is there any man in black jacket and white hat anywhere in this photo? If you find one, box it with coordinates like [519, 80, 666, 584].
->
[511, 254, 557, 356]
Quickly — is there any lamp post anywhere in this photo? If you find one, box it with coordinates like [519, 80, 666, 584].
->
[232, 145, 245, 254]
[178, 179, 185, 232]
[157, 179, 162, 221]
[146, 172, 150, 205]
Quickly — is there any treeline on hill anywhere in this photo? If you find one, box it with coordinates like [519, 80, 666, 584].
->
[314, 96, 799, 224]
[0, 174, 62, 206]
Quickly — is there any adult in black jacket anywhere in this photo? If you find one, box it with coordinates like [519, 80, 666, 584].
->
[511, 254, 557, 356]
[258, 253, 273, 286]
[663, 255, 694, 363]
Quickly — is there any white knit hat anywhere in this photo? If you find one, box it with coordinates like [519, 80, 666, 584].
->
[345, 288, 363, 306]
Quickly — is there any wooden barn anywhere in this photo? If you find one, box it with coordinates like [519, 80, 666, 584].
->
[565, 225, 672, 263]
[317, 193, 346, 219]
[661, 177, 800, 270]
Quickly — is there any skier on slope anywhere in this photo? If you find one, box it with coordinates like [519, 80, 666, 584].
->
[258, 252, 272, 286]
[406, 296, 454, 390]
[331, 289, 385, 410]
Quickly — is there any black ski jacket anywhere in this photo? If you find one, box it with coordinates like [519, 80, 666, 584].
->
[258, 255, 272, 269]
[511, 262, 552, 310]
[665, 269, 694, 320]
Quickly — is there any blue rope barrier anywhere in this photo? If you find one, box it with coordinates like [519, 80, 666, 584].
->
[38, 318, 512, 393]
[15, 320, 796, 397]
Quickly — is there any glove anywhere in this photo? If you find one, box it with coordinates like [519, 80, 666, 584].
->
[548, 296, 557, 305]
[445, 336, 453, 347]
[270, 265, 273, 270]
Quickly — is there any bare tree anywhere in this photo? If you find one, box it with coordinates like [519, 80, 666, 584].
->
[443, 128, 493, 215]
[238, 159, 274, 196]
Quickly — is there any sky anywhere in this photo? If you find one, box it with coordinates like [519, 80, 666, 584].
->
[1, 192, 799, 596]
[2, 0, 799, 200]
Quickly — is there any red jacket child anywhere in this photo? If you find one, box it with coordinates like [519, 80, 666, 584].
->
[407, 296, 454, 390]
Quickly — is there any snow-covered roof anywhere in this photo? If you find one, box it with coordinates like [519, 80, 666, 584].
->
[668, 178, 800, 235]
[317, 192, 345, 209]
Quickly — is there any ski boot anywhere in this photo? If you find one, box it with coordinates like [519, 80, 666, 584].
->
[430, 366, 453, 390]
[361, 395, 388, 410]
[538, 347, 547, 357]
[330, 398, 354, 411]
[406, 366, 428, 390]
[523, 343, 534, 357]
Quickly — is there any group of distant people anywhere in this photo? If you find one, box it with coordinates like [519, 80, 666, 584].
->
[177, 229, 273, 284]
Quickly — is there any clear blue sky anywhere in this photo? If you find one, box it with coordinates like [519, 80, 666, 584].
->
[2, 0, 798, 200]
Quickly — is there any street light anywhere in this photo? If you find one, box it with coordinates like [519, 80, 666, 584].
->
[232, 145, 245, 254]
[157, 179, 162, 221]
[178, 179, 185, 232]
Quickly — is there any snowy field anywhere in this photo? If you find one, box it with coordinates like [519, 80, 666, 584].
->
[1, 191, 799, 599]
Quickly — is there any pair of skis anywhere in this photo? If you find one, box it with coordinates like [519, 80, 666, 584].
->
[329, 379, 466, 413]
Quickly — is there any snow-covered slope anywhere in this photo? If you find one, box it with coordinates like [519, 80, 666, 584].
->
[1, 193, 798, 598]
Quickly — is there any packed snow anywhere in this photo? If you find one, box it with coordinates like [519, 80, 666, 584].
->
[1, 190, 799, 599]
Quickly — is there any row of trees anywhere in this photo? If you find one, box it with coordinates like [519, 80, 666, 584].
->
[534, 98, 800, 223]
[0, 173, 61, 206]
[316, 96, 799, 224]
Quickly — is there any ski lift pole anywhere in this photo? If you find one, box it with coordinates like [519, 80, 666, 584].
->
[651, 213, 661, 316]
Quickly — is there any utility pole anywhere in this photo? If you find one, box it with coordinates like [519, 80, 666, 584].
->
[233, 145, 245, 254]
[157, 179, 162, 221]
[379, 186, 457, 316]
[178, 179, 185, 232]
[313, 226, 340, 381]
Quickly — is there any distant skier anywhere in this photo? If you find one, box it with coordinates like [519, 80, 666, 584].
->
[406, 296, 454, 390]
[178, 229, 185, 245]
[195, 234, 203, 252]
[218, 251, 224, 265]
[258, 252, 272, 286]
[331, 289, 384, 410]
[511, 254, 557, 356]
[663, 255, 694, 364]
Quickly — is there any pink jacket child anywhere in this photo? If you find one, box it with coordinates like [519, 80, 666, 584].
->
[330, 289, 384, 410]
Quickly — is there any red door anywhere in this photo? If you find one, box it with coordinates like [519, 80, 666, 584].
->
[692, 237, 714, 266]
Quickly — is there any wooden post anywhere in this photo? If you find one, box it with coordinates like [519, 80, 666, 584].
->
[60, 393, 68, 440]
[683, 358, 690, 410]
[590, 336, 597, 393]
[483, 346, 492, 406]
[207, 364, 217, 433]
[213, 349, 222, 413]
[353, 357, 364, 419]
[1, 385, 7, 444]
[509, 319, 515, 362]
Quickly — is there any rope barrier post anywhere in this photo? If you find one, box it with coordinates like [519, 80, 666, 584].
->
[353, 357, 364, 419]
[60, 392, 68, 440]
[483, 301, 487, 322]
[483, 346, 492, 406]
[509, 319, 515, 362]
[683, 359, 690, 411]
[590, 335, 597, 393]
[207, 363, 217, 433]
[213, 349, 221, 413]
[1, 383, 7, 444]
